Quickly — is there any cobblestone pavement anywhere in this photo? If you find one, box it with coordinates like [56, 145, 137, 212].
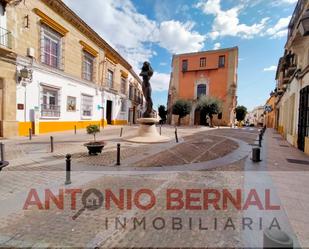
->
[0, 126, 262, 248]
[0, 171, 245, 248]
[134, 134, 239, 167]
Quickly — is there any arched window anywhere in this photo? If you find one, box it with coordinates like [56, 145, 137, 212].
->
[197, 84, 206, 98]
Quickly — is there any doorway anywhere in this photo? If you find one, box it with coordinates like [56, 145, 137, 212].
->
[298, 86, 309, 151]
[194, 109, 207, 126]
[0, 79, 3, 137]
[106, 100, 112, 125]
[133, 106, 136, 124]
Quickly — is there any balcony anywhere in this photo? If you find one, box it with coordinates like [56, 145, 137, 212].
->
[41, 104, 60, 118]
[0, 27, 12, 50]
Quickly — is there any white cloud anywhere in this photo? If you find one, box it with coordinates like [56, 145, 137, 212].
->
[63, 0, 157, 70]
[157, 21, 206, 54]
[64, 0, 206, 71]
[263, 65, 277, 72]
[265, 16, 291, 39]
[213, 42, 221, 50]
[151, 72, 170, 91]
[271, 0, 298, 6]
[281, 0, 297, 3]
[196, 0, 269, 39]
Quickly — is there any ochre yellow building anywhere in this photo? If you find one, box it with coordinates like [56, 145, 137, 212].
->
[0, 0, 144, 137]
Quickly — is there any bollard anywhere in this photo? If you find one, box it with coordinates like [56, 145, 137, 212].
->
[175, 127, 179, 143]
[74, 125, 77, 135]
[259, 136, 262, 147]
[65, 154, 72, 185]
[160, 125, 162, 136]
[116, 144, 121, 166]
[263, 229, 293, 249]
[50, 136, 54, 153]
[0, 143, 4, 161]
[252, 147, 261, 162]
[29, 128, 32, 140]
[120, 127, 123, 137]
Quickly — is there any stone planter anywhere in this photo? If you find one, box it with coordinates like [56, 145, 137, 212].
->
[84, 141, 105, 155]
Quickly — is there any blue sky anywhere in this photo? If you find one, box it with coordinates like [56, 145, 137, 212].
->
[64, 0, 297, 111]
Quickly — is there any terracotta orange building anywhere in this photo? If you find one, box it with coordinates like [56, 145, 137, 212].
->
[167, 47, 238, 126]
[264, 95, 275, 128]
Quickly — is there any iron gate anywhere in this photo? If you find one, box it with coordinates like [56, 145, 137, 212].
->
[298, 85, 309, 151]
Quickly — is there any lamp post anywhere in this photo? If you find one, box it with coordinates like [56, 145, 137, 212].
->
[298, 10, 309, 36]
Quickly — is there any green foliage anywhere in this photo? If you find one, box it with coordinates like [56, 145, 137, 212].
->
[158, 105, 167, 121]
[172, 100, 192, 117]
[172, 99, 192, 125]
[197, 96, 223, 127]
[235, 106, 247, 122]
[197, 96, 223, 117]
[86, 124, 100, 141]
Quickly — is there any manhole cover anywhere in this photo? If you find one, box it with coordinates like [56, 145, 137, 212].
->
[286, 159, 309, 165]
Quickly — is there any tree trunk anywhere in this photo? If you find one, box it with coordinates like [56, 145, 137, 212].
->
[209, 115, 213, 127]
[178, 116, 181, 126]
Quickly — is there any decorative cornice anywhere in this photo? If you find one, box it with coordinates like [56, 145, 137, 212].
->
[33, 8, 69, 36]
[120, 70, 129, 79]
[106, 53, 118, 65]
[79, 41, 98, 57]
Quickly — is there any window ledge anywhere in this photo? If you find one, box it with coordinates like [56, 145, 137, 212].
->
[81, 116, 92, 120]
[40, 117, 61, 120]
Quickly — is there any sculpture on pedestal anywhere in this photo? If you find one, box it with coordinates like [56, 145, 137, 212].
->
[140, 61, 154, 118]
[123, 62, 171, 143]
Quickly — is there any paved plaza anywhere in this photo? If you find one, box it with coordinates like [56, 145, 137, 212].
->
[0, 125, 308, 248]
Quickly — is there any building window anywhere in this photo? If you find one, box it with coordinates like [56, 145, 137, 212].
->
[41, 86, 60, 117]
[121, 99, 126, 112]
[219, 55, 225, 68]
[134, 88, 137, 102]
[82, 51, 94, 81]
[81, 94, 93, 117]
[129, 85, 133, 100]
[41, 26, 62, 69]
[121, 77, 126, 94]
[107, 70, 114, 88]
[182, 60, 188, 72]
[138, 92, 141, 104]
[200, 57, 206, 67]
[197, 84, 206, 98]
[67, 96, 76, 112]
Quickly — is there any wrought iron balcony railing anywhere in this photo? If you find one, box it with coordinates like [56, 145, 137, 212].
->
[41, 104, 61, 117]
[0, 27, 12, 49]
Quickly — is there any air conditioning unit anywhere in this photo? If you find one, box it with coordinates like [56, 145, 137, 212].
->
[27, 47, 35, 58]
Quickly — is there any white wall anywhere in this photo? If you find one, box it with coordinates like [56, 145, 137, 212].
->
[16, 67, 127, 123]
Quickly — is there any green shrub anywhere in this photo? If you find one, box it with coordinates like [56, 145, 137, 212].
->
[86, 124, 100, 142]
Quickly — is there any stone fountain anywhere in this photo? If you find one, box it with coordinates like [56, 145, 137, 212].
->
[125, 62, 171, 143]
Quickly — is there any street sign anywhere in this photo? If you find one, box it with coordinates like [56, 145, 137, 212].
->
[264, 105, 272, 113]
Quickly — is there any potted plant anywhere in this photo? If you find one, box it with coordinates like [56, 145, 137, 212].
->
[84, 124, 105, 155]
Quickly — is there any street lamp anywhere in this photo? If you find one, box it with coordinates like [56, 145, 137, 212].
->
[298, 10, 309, 36]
